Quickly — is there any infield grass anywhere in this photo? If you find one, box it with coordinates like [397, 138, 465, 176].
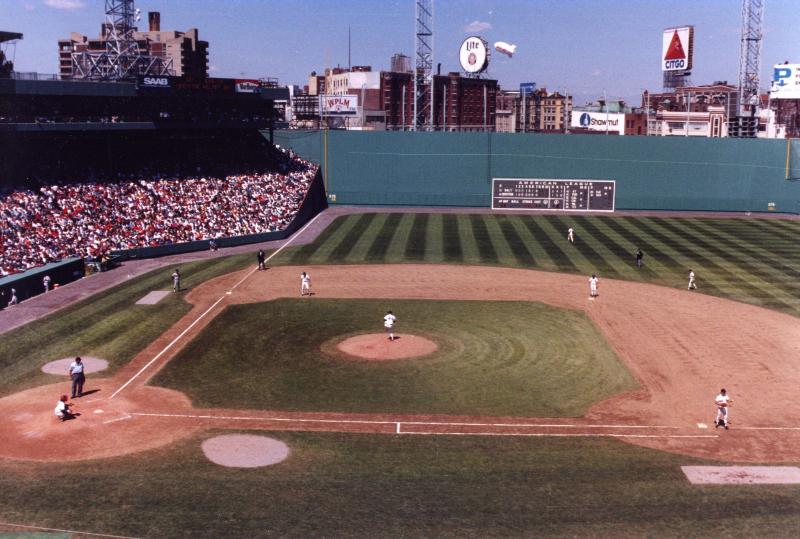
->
[2, 431, 800, 538]
[280, 213, 800, 317]
[0, 253, 252, 398]
[152, 298, 637, 416]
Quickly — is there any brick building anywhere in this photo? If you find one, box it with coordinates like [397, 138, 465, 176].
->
[58, 11, 208, 80]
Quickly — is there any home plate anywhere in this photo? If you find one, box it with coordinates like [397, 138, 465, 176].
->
[94, 409, 104, 414]
[682, 466, 800, 484]
[136, 291, 171, 305]
[697, 423, 708, 429]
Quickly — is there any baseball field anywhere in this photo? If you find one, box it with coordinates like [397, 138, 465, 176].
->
[1, 210, 799, 538]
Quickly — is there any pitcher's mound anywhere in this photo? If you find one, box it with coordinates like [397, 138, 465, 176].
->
[202, 434, 289, 468]
[336, 333, 438, 361]
[41, 357, 109, 375]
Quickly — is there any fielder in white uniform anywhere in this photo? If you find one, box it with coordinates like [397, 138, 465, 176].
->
[589, 274, 599, 298]
[688, 269, 697, 290]
[300, 271, 311, 296]
[567, 227, 575, 243]
[384, 311, 397, 341]
[714, 388, 732, 429]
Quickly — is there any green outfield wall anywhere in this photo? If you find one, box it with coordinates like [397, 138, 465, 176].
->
[273, 130, 800, 213]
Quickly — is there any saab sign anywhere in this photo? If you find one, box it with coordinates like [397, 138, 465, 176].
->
[571, 111, 625, 134]
[771, 64, 800, 99]
[137, 76, 171, 88]
[320, 94, 358, 116]
[662, 26, 694, 72]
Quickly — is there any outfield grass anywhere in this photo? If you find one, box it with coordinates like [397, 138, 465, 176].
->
[0, 253, 252, 398]
[2, 431, 800, 538]
[153, 299, 636, 416]
[278, 213, 800, 317]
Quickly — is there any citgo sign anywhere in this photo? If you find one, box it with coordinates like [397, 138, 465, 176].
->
[662, 27, 694, 72]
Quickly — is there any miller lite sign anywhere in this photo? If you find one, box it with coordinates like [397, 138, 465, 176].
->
[459, 36, 489, 74]
[662, 26, 694, 72]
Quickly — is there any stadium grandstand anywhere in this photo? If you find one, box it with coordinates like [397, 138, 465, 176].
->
[0, 72, 325, 303]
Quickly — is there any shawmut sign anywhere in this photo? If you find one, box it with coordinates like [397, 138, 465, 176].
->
[320, 94, 358, 116]
[570, 111, 625, 134]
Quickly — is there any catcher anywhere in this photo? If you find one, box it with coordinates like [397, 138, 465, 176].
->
[714, 388, 732, 429]
[54, 395, 75, 422]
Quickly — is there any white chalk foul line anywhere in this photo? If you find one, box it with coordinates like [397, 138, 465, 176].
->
[0, 521, 139, 539]
[103, 413, 132, 425]
[109, 212, 323, 400]
[127, 412, 697, 436]
[401, 432, 719, 439]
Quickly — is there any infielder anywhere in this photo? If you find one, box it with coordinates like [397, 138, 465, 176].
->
[714, 388, 732, 429]
[300, 271, 311, 296]
[384, 311, 397, 341]
[688, 269, 697, 290]
[567, 227, 575, 244]
[589, 274, 599, 298]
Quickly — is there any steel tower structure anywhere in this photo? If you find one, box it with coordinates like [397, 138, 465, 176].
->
[413, 0, 433, 131]
[735, 0, 764, 136]
[71, 0, 172, 80]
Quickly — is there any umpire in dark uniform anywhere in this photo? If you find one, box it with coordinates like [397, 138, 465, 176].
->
[68, 356, 85, 398]
[257, 249, 266, 271]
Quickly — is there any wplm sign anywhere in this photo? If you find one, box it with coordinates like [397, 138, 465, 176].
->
[320, 94, 358, 116]
[771, 64, 800, 99]
[662, 26, 694, 72]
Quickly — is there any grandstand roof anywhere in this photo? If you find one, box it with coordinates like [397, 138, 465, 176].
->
[0, 31, 23, 43]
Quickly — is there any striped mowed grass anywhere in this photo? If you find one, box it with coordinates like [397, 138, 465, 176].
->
[280, 213, 800, 317]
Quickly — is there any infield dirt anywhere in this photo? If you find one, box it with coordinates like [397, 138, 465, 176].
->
[0, 264, 798, 463]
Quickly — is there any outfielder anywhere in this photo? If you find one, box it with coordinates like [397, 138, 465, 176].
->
[300, 271, 311, 296]
[567, 227, 575, 244]
[384, 311, 397, 341]
[589, 274, 599, 298]
[714, 388, 732, 429]
[172, 269, 181, 292]
[688, 269, 697, 291]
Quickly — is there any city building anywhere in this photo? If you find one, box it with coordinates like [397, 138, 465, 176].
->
[58, 11, 208, 80]
[493, 87, 572, 133]
[381, 71, 498, 131]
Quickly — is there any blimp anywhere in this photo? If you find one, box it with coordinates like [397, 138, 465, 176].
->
[494, 41, 517, 58]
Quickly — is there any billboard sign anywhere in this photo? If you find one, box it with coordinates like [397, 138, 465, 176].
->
[662, 26, 694, 72]
[320, 94, 358, 116]
[459, 36, 489, 74]
[137, 75, 171, 89]
[520, 82, 536, 96]
[235, 79, 262, 93]
[771, 64, 800, 99]
[571, 111, 625, 134]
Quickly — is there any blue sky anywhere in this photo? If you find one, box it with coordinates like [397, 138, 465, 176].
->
[3, 0, 799, 105]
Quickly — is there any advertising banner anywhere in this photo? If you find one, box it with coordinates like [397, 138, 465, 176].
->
[137, 75, 171, 89]
[662, 26, 694, 72]
[771, 64, 800, 99]
[235, 79, 262, 93]
[320, 94, 358, 116]
[570, 111, 625, 134]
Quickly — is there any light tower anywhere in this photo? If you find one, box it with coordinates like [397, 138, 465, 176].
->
[736, 0, 764, 137]
[413, 0, 433, 131]
[71, 0, 173, 80]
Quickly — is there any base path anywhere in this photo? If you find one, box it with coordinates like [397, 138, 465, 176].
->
[0, 264, 798, 463]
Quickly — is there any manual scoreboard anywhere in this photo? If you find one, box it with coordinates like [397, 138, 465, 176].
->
[491, 179, 616, 212]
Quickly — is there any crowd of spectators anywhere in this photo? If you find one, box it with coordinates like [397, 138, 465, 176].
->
[0, 149, 318, 276]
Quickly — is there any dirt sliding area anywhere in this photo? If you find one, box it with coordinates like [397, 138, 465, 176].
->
[1, 264, 799, 464]
[336, 333, 438, 360]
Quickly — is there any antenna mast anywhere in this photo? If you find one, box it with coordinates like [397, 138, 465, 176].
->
[413, 0, 433, 131]
[735, 0, 765, 137]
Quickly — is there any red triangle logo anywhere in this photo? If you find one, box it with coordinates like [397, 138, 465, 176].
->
[664, 31, 686, 60]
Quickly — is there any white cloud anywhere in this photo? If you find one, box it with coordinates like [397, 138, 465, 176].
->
[591, 69, 603, 77]
[43, 0, 86, 10]
[463, 20, 492, 33]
